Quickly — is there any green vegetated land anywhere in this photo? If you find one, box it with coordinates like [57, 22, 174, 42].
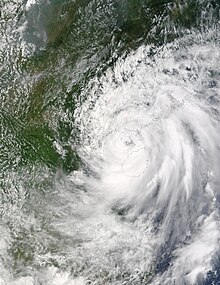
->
[0, 0, 219, 280]
[1, 0, 219, 174]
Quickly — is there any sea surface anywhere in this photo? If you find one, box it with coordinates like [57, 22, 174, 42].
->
[0, 1, 220, 284]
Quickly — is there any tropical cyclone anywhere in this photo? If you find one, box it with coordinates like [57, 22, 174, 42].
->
[75, 29, 220, 284]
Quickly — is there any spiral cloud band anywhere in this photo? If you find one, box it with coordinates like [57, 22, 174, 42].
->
[74, 30, 220, 284]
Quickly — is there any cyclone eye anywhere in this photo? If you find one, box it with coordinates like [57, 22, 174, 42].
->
[124, 137, 134, 146]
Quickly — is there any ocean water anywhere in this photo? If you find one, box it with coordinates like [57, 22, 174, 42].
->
[0, 1, 220, 284]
